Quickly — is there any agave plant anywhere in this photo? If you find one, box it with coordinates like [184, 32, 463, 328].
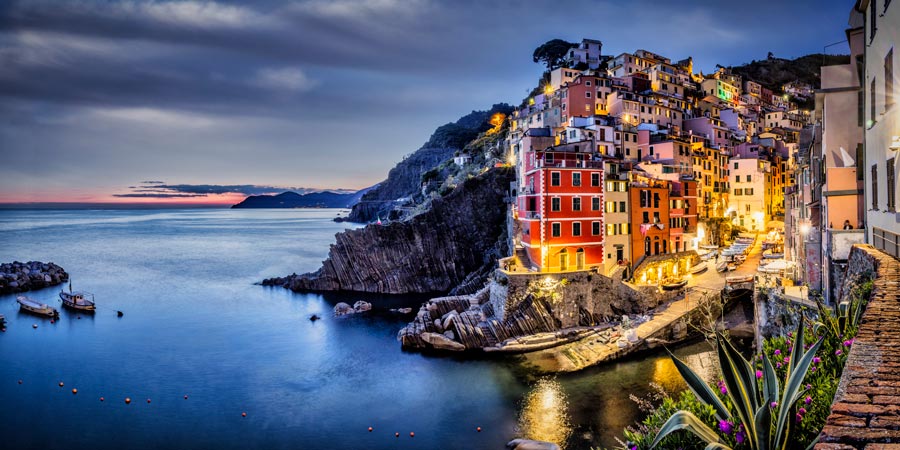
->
[650, 319, 823, 450]
[814, 293, 866, 341]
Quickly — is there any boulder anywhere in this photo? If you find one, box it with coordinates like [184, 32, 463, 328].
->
[333, 302, 355, 316]
[419, 332, 465, 351]
[352, 301, 372, 312]
[506, 439, 561, 450]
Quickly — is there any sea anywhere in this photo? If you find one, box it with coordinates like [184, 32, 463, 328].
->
[0, 208, 717, 450]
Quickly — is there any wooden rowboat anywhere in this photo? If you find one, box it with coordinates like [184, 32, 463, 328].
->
[726, 274, 754, 284]
[716, 261, 729, 272]
[690, 264, 708, 275]
[16, 296, 59, 318]
[661, 279, 688, 291]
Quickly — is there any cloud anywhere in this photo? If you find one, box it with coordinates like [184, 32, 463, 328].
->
[113, 181, 349, 199]
[254, 67, 317, 92]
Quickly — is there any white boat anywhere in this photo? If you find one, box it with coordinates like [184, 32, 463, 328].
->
[60, 282, 96, 312]
[763, 250, 784, 259]
[690, 264, 709, 275]
[701, 251, 717, 261]
[700, 245, 719, 250]
[17, 296, 59, 318]
[716, 261, 729, 272]
[726, 274, 754, 284]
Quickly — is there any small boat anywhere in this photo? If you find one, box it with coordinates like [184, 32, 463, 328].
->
[16, 296, 59, 318]
[60, 282, 96, 312]
[726, 274, 754, 284]
[700, 245, 719, 250]
[700, 251, 717, 261]
[763, 251, 784, 259]
[661, 279, 688, 291]
[690, 264, 708, 275]
[716, 261, 729, 272]
[60, 291, 95, 312]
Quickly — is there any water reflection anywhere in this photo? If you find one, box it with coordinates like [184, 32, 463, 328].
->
[518, 378, 572, 448]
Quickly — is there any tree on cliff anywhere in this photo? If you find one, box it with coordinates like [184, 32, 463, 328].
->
[532, 39, 574, 70]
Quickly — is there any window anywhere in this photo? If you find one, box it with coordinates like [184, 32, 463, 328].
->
[572, 172, 582, 187]
[872, 164, 879, 209]
[886, 49, 894, 110]
[871, 0, 878, 42]
[586, 80, 591, 87]
[573, 197, 582, 211]
[586, 92, 592, 98]
[552, 222, 561, 237]
[572, 222, 582, 237]
[747, 175, 752, 182]
[546, 153, 554, 164]
[551, 172, 560, 186]
[592, 197, 600, 211]
[653, 192, 660, 208]
[872, 78, 877, 122]
[735, 175, 741, 183]
[642, 211, 649, 223]
[734, 162, 739, 170]
[888, 158, 896, 211]
[592, 221, 601, 235]
[591, 173, 600, 186]
[619, 201, 626, 212]
[746, 188, 753, 195]
[551, 197, 561, 211]
[734, 188, 743, 196]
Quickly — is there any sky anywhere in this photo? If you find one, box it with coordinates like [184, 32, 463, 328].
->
[0, 0, 854, 204]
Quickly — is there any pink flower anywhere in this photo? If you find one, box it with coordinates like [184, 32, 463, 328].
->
[835, 349, 843, 356]
[805, 396, 812, 405]
[843, 339, 853, 347]
[777, 362, 782, 369]
[796, 413, 804, 423]
[799, 407, 807, 414]
[774, 349, 782, 356]
[770, 401, 778, 408]
[784, 356, 790, 363]
[806, 384, 812, 390]
[756, 370, 763, 379]
[736, 429, 746, 444]
[813, 357, 821, 364]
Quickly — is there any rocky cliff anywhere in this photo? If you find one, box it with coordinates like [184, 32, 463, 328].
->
[345, 103, 513, 223]
[263, 167, 514, 294]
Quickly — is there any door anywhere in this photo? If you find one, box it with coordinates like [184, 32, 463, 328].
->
[576, 249, 585, 270]
[616, 247, 624, 264]
[559, 250, 568, 271]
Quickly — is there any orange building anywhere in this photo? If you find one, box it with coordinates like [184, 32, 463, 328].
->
[517, 142, 605, 271]
[629, 176, 670, 266]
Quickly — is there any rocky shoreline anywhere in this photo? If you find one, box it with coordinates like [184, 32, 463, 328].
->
[0, 261, 68, 295]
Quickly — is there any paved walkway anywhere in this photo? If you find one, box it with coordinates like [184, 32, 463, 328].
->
[519, 235, 763, 373]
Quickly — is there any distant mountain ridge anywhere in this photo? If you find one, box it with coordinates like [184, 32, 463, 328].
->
[727, 53, 851, 92]
[231, 188, 373, 209]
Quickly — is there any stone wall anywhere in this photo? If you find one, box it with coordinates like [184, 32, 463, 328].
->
[815, 245, 900, 449]
[495, 270, 673, 328]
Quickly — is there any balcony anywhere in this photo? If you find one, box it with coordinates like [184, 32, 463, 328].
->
[874, 227, 900, 259]
[536, 159, 604, 169]
[521, 211, 541, 220]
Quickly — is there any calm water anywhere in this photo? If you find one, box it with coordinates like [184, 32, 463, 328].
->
[0, 209, 716, 450]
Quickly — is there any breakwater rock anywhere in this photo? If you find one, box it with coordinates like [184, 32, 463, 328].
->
[0, 261, 68, 294]
[262, 167, 514, 294]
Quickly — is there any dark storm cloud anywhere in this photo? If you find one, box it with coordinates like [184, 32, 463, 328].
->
[0, 0, 854, 201]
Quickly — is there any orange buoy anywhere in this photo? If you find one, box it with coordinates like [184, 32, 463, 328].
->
[58, 382, 64, 387]
[125, 397, 131, 404]
[146, 399, 151, 404]
[477, 427, 482, 432]
[72, 388, 78, 394]
[367, 427, 373, 432]
[410, 432, 415, 437]
[100, 397, 104, 402]
[241, 412, 247, 417]
[395, 433, 400, 438]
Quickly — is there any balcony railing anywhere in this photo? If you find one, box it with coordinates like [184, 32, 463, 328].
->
[537, 160, 604, 169]
[874, 227, 900, 260]
[522, 211, 541, 220]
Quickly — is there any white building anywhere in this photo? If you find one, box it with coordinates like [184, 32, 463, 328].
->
[728, 157, 769, 231]
[859, 0, 900, 258]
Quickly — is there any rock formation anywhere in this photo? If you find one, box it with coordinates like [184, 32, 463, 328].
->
[0, 261, 68, 295]
[263, 167, 514, 294]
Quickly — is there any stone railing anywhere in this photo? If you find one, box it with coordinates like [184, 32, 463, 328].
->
[815, 244, 900, 449]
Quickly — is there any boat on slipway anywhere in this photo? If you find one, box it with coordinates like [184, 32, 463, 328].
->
[661, 279, 688, 291]
[690, 264, 708, 275]
[60, 282, 96, 312]
[17, 296, 59, 318]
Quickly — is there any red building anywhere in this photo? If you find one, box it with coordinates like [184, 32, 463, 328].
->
[517, 141, 605, 272]
[629, 175, 670, 266]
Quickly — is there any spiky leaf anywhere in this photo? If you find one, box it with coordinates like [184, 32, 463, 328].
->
[668, 349, 731, 421]
[650, 410, 730, 450]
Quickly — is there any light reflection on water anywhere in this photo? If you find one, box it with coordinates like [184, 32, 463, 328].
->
[518, 378, 572, 448]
